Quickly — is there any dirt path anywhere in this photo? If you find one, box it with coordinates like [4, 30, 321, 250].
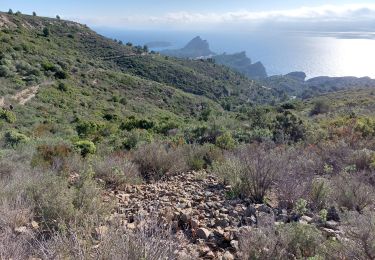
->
[0, 81, 54, 107]
[13, 86, 40, 105]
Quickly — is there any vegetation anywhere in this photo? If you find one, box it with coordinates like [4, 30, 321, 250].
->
[1, 11, 375, 259]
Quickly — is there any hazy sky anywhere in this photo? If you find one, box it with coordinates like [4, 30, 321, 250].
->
[1, 0, 375, 31]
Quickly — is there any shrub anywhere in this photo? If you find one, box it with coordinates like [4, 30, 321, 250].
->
[120, 116, 155, 131]
[76, 120, 103, 138]
[215, 132, 236, 150]
[57, 82, 69, 92]
[132, 142, 187, 180]
[74, 140, 96, 157]
[31, 143, 72, 171]
[294, 198, 308, 216]
[279, 223, 324, 258]
[273, 111, 305, 143]
[0, 65, 10, 77]
[341, 211, 375, 259]
[185, 144, 223, 170]
[310, 178, 330, 211]
[43, 27, 50, 37]
[4, 131, 29, 147]
[212, 157, 243, 196]
[238, 144, 287, 202]
[333, 173, 374, 212]
[0, 108, 16, 123]
[213, 144, 285, 203]
[122, 129, 153, 150]
[92, 155, 142, 188]
[239, 223, 324, 259]
[310, 99, 330, 115]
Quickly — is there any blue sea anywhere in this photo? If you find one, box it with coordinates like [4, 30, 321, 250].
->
[95, 28, 375, 79]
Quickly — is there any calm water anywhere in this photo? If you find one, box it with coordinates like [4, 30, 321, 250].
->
[95, 28, 375, 79]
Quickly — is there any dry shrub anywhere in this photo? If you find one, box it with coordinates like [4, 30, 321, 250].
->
[132, 142, 187, 181]
[92, 154, 142, 188]
[275, 145, 321, 209]
[332, 172, 374, 212]
[213, 143, 286, 203]
[316, 141, 354, 174]
[340, 211, 375, 260]
[38, 221, 178, 260]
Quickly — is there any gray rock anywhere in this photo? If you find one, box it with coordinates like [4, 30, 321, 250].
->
[196, 228, 211, 240]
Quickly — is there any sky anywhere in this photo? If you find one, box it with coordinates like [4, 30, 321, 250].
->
[1, 0, 375, 32]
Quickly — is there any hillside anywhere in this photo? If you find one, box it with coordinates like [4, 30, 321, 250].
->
[1, 11, 375, 260]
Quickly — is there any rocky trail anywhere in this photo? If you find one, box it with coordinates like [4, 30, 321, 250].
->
[104, 171, 343, 259]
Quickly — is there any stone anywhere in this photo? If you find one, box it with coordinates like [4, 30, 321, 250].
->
[215, 218, 229, 228]
[31, 221, 39, 229]
[222, 251, 235, 260]
[180, 210, 192, 223]
[301, 215, 313, 223]
[257, 204, 272, 214]
[325, 220, 339, 230]
[244, 205, 256, 217]
[230, 240, 239, 251]
[127, 223, 136, 230]
[196, 228, 211, 240]
[14, 226, 28, 234]
[191, 219, 200, 229]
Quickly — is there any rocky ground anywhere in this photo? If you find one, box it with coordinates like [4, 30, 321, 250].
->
[102, 171, 343, 259]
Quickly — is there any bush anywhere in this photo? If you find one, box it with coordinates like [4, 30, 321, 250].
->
[31, 143, 72, 171]
[92, 155, 142, 188]
[333, 173, 374, 212]
[0, 65, 10, 77]
[185, 144, 223, 170]
[132, 142, 187, 180]
[273, 111, 305, 143]
[120, 116, 155, 131]
[215, 132, 236, 150]
[74, 140, 96, 157]
[310, 99, 330, 115]
[212, 156, 243, 196]
[0, 109, 16, 123]
[310, 178, 331, 211]
[239, 223, 324, 259]
[213, 144, 285, 203]
[4, 131, 29, 147]
[122, 129, 153, 150]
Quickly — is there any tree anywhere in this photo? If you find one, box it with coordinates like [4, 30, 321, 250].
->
[143, 45, 149, 53]
[126, 42, 133, 47]
[56, 15, 61, 20]
[33, 11, 37, 16]
[43, 27, 50, 37]
[8, 9, 13, 15]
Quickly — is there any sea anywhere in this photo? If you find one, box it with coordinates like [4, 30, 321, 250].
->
[95, 28, 375, 79]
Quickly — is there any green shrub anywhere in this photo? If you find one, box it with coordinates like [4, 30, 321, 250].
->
[294, 198, 308, 216]
[279, 223, 324, 258]
[185, 144, 223, 170]
[76, 120, 103, 138]
[310, 99, 330, 115]
[122, 129, 153, 150]
[0, 65, 10, 77]
[310, 178, 330, 210]
[120, 116, 155, 131]
[4, 131, 29, 147]
[215, 132, 236, 150]
[0, 108, 16, 123]
[74, 140, 96, 157]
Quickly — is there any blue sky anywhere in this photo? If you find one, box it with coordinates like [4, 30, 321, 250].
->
[1, 0, 375, 31]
